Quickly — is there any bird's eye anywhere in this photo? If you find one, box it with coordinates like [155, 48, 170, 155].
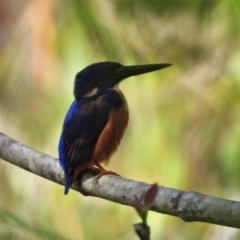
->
[115, 66, 124, 73]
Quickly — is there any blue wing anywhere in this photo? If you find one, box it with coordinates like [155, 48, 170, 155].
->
[58, 95, 111, 194]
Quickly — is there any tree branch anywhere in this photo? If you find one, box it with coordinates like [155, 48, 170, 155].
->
[0, 132, 240, 228]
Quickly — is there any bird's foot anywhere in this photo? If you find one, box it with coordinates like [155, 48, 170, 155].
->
[94, 163, 120, 182]
[96, 170, 120, 179]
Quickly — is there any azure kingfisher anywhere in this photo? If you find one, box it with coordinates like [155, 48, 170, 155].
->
[58, 61, 171, 194]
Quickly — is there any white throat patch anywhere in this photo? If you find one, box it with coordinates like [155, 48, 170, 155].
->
[83, 87, 98, 98]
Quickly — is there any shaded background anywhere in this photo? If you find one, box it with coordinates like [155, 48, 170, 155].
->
[0, 0, 240, 239]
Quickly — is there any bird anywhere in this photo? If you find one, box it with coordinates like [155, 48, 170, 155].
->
[58, 61, 171, 194]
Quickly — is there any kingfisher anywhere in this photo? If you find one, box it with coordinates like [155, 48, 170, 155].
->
[58, 61, 171, 194]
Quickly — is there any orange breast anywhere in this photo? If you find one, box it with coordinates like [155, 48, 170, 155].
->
[92, 106, 129, 165]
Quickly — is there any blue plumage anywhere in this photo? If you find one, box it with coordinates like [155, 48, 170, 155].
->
[58, 94, 117, 194]
[58, 101, 81, 194]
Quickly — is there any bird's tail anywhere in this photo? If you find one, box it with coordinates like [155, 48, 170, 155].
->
[64, 174, 73, 195]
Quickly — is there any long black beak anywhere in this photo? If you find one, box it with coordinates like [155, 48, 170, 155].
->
[121, 63, 172, 79]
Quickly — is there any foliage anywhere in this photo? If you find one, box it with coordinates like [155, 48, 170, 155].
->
[0, 0, 240, 239]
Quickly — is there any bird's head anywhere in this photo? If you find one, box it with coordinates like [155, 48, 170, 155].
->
[74, 61, 171, 99]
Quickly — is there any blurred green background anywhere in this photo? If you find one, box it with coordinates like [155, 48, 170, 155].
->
[0, 0, 240, 239]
